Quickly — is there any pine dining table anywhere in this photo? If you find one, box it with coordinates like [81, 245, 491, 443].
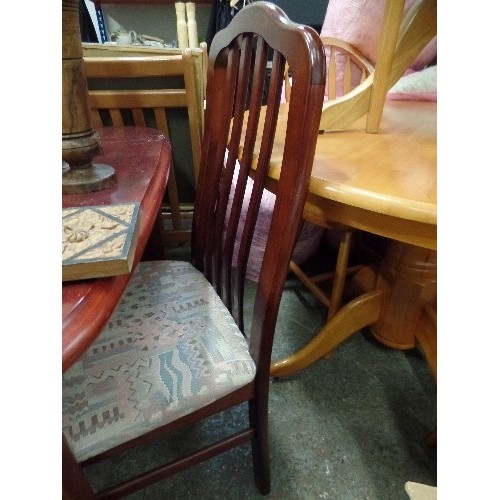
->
[258, 100, 437, 380]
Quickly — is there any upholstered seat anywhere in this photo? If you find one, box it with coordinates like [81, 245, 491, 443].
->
[63, 260, 256, 462]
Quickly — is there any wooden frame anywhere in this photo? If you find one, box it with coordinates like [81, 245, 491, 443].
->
[82, 43, 206, 247]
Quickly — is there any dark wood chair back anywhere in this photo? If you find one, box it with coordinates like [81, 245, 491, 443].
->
[192, 1, 326, 371]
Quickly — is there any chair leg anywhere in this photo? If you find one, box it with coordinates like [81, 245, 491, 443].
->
[249, 398, 271, 495]
[142, 211, 166, 261]
[288, 228, 355, 360]
[63, 435, 95, 499]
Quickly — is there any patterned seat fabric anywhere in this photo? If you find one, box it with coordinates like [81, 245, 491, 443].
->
[62, 261, 256, 463]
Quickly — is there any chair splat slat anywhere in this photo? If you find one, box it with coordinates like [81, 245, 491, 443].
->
[109, 109, 124, 126]
[131, 108, 147, 127]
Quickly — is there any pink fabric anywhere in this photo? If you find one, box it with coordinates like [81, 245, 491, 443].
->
[225, 162, 324, 283]
[320, 0, 437, 98]
[387, 65, 437, 101]
[387, 90, 436, 101]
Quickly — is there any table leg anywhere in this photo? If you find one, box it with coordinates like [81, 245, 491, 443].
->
[271, 240, 437, 379]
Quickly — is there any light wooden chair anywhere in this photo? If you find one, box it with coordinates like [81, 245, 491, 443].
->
[82, 45, 205, 254]
[62, 2, 326, 497]
[284, 35, 374, 117]
[320, 0, 437, 133]
[284, 36, 375, 317]
[283, 0, 437, 326]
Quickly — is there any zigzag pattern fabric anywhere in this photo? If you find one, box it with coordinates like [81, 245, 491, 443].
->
[62, 260, 256, 462]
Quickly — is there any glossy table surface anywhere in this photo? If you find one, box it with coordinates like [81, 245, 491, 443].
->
[265, 100, 437, 250]
[62, 127, 171, 372]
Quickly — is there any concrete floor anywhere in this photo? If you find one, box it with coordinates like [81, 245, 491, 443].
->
[83, 237, 437, 499]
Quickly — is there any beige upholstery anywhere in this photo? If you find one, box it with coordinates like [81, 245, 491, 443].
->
[63, 260, 256, 463]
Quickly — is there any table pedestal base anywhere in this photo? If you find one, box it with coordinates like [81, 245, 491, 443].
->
[271, 241, 437, 379]
[370, 242, 437, 349]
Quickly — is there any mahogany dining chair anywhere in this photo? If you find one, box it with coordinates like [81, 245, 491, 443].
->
[62, 2, 326, 497]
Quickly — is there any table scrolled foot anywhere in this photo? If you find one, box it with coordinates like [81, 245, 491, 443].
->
[271, 289, 383, 378]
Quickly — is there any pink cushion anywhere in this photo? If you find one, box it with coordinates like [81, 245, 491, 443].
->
[387, 66, 437, 101]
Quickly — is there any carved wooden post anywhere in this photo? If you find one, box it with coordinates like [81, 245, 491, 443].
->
[370, 241, 437, 349]
[62, 0, 116, 193]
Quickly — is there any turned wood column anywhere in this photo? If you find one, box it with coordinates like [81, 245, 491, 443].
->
[62, 0, 115, 193]
[370, 240, 437, 349]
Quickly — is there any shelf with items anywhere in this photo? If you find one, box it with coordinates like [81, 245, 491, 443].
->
[91, 1, 212, 4]
[90, 0, 210, 45]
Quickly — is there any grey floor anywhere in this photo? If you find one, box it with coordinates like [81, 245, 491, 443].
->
[84, 237, 437, 499]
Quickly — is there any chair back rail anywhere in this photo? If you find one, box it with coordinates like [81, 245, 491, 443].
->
[83, 51, 203, 246]
[192, 2, 326, 366]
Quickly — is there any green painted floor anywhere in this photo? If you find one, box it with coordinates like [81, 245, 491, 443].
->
[83, 237, 437, 499]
